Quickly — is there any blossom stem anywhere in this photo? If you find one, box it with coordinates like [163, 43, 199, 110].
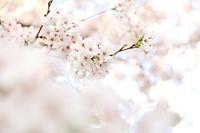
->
[68, 6, 117, 30]
[35, 25, 43, 39]
[110, 35, 144, 56]
[44, 0, 53, 17]
[110, 44, 136, 56]
[35, 0, 53, 39]
[78, 7, 115, 22]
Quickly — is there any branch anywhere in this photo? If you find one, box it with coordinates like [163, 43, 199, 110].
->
[78, 7, 115, 22]
[44, 0, 53, 17]
[110, 35, 144, 56]
[110, 44, 127, 56]
[68, 6, 118, 30]
[35, 0, 53, 39]
[35, 25, 43, 39]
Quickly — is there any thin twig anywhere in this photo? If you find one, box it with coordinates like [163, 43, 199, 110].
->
[44, 0, 53, 17]
[110, 44, 136, 56]
[67, 6, 117, 31]
[35, 25, 43, 39]
[35, 0, 53, 39]
[110, 35, 144, 56]
[78, 7, 114, 22]
[110, 44, 127, 56]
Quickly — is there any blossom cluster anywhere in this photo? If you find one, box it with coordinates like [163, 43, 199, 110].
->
[38, 9, 112, 78]
[140, 35, 157, 54]
[39, 9, 81, 52]
[69, 37, 111, 78]
[1, 0, 200, 133]
[0, 16, 36, 44]
[0, 2, 156, 79]
[102, 0, 145, 46]
[0, 43, 130, 133]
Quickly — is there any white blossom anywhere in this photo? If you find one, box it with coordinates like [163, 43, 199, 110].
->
[140, 35, 157, 54]
[0, 16, 37, 44]
[69, 37, 112, 79]
[40, 8, 81, 52]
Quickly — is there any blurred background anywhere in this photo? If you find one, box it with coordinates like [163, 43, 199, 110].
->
[0, 0, 200, 133]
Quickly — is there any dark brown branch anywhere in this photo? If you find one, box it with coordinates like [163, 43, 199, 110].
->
[44, 0, 53, 17]
[35, 0, 53, 39]
[35, 25, 43, 39]
[16, 21, 31, 27]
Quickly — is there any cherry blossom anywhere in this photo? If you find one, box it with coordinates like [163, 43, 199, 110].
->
[140, 35, 157, 54]
[39, 8, 81, 52]
[1, 0, 200, 133]
[69, 37, 112, 79]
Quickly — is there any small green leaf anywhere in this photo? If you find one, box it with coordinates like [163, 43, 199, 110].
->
[135, 35, 145, 48]
[112, 6, 118, 11]
[138, 35, 145, 42]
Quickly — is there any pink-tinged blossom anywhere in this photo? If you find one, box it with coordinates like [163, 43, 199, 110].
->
[140, 35, 157, 54]
[0, 16, 36, 44]
[69, 37, 112, 79]
[40, 8, 81, 52]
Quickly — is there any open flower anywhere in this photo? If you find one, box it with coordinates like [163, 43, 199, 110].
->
[140, 35, 157, 54]
[40, 8, 81, 51]
[69, 37, 112, 79]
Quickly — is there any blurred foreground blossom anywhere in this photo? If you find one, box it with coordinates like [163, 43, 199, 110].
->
[0, 41, 130, 133]
[0, 0, 200, 132]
